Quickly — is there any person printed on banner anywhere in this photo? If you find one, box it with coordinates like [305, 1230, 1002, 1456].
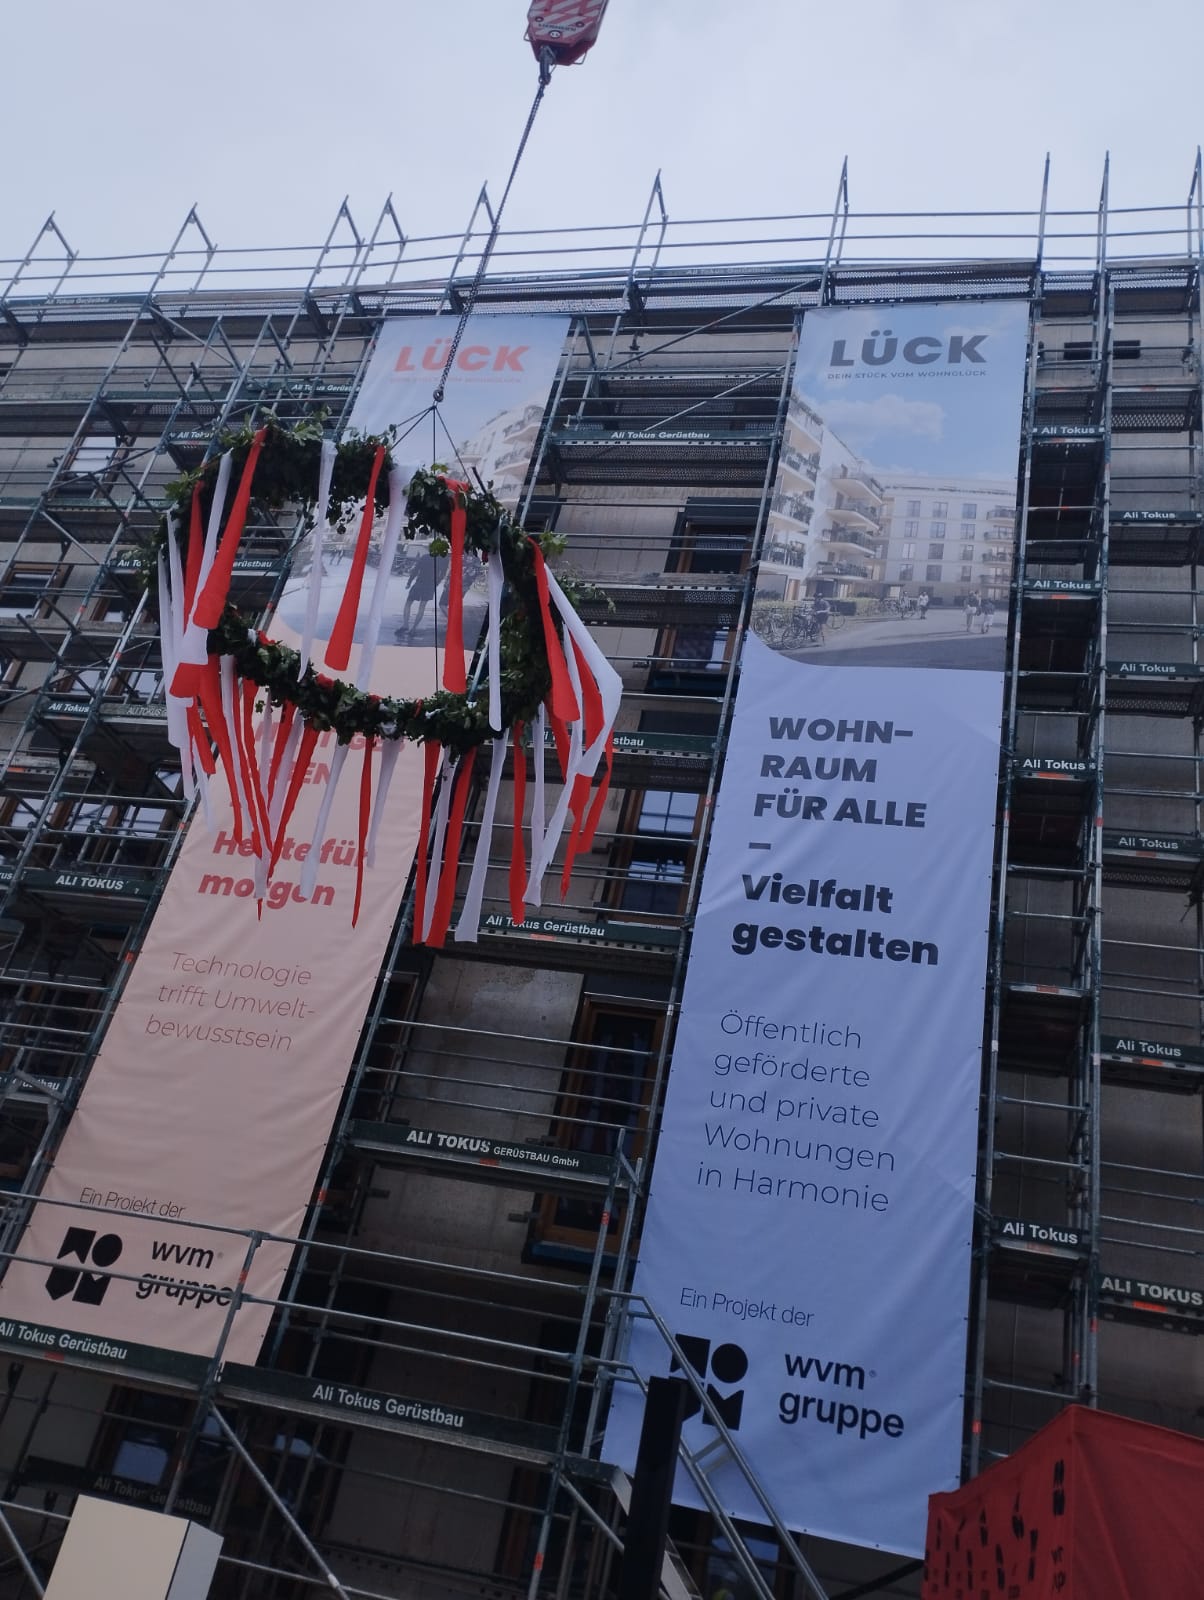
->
[979, 596, 996, 634]
[397, 552, 445, 638]
[438, 549, 478, 618]
[964, 592, 980, 632]
[918, 590, 930, 621]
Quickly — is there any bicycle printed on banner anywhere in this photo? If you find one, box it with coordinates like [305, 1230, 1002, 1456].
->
[753, 602, 847, 649]
[867, 595, 920, 619]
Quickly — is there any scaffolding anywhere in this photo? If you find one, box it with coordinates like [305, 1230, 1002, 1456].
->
[0, 163, 1202, 1599]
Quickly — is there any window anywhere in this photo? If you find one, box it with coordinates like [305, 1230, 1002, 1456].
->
[926, 563, 943, 583]
[960, 523, 975, 540]
[900, 542, 915, 561]
[616, 789, 700, 917]
[649, 625, 733, 695]
[961, 545, 975, 562]
[897, 564, 914, 583]
[932, 501, 948, 517]
[930, 521, 946, 539]
[928, 542, 945, 561]
[961, 502, 977, 520]
[903, 520, 919, 537]
[906, 499, 921, 518]
[531, 1001, 664, 1254]
[0, 565, 59, 618]
[961, 564, 973, 582]
[92, 595, 131, 624]
[668, 509, 753, 576]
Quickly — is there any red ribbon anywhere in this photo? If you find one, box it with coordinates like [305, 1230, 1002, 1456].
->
[269, 725, 319, 878]
[413, 735, 441, 942]
[579, 731, 614, 854]
[192, 428, 267, 629]
[353, 737, 374, 928]
[241, 679, 273, 854]
[325, 444, 386, 671]
[196, 660, 243, 841]
[509, 722, 527, 924]
[169, 486, 209, 700]
[229, 678, 263, 858]
[559, 773, 594, 899]
[186, 702, 216, 777]
[443, 490, 468, 694]
[529, 541, 580, 726]
[426, 748, 477, 948]
[266, 701, 297, 803]
[571, 635, 605, 749]
[545, 697, 570, 783]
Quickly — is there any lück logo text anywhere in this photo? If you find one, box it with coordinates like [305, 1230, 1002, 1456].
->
[394, 340, 530, 374]
[829, 331, 988, 368]
[671, 1334, 749, 1429]
[45, 1228, 123, 1305]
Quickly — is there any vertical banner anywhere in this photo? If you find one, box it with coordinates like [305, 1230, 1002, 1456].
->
[0, 315, 568, 1363]
[606, 302, 1028, 1555]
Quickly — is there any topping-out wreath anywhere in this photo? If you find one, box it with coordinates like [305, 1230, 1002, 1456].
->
[148, 416, 620, 939]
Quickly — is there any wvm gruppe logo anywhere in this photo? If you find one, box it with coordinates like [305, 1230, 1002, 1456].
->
[42, 1227, 234, 1311]
[671, 1335, 750, 1429]
[44, 1228, 123, 1306]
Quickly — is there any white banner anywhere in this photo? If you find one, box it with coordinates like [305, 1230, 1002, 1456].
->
[0, 315, 568, 1363]
[605, 301, 1029, 1555]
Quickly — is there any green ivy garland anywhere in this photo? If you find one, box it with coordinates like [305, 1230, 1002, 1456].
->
[148, 417, 568, 755]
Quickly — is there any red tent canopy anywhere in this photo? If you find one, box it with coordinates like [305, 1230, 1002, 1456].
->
[923, 1406, 1204, 1599]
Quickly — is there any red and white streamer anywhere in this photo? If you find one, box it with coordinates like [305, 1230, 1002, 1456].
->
[163, 448, 623, 938]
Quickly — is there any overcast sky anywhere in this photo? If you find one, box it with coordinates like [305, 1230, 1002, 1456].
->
[3, 0, 1202, 282]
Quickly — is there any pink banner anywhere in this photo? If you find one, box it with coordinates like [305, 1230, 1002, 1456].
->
[0, 643, 432, 1361]
[0, 314, 569, 1362]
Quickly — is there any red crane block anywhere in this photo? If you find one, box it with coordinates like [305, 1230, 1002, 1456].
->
[526, 0, 609, 66]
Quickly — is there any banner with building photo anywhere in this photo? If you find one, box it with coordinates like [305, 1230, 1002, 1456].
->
[0, 315, 568, 1363]
[605, 301, 1028, 1556]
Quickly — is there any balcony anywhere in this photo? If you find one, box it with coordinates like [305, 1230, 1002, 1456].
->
[786, 396, 824, 451]
[770, 491, 813, 526]
[829, 494, 882, 529]
[816, 560, 871, 579]
[835, 466, 886, 504]
[780, 445, 820, 480]
[762, 540, 807, 569]
[821, 526, 881, 554]
[501, 403, 544, 440]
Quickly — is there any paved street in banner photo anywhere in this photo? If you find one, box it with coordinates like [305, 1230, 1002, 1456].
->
[785, 609, 1007, 671]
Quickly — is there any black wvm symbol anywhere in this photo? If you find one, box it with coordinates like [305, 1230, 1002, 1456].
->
[44, 1228, 123, 1306]
[671, 1335, 749, 1430]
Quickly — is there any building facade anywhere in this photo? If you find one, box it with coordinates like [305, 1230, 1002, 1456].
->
[0, 197, 1201, 1600]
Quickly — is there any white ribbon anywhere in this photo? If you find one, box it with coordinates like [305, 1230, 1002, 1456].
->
[299, 742, 349, 900]
[366, 738, 402, 868]
[268, 713, 303, 832]
[454, 733, 507, 943]
[486, 548, 505, 732]
[299, 438, 336, 676]
[546, 567, 623, 778]
[162, 524, 195, 802]
[177, 450, 232, 676]
[420, 751, 454, 941]
[525, 705, 547, 906]
[356, 465, 409, 690]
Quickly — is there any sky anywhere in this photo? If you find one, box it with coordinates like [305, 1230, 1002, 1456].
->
[2, 0, 1202, 283]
